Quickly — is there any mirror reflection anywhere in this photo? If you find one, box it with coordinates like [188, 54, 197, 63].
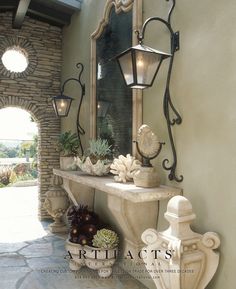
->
[96, 7, 133, 156]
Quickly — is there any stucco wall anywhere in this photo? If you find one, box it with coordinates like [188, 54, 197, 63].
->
[62, 1, 235, 288]
[0, 12, 62, 219]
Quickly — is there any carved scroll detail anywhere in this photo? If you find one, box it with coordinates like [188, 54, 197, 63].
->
[202, 232, 220, 249]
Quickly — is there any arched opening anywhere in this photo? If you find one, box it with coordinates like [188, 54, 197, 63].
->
[0, 96, 61, 220]
[0, 107, 47, 242]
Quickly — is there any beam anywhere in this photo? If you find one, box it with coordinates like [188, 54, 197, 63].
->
[0, 0, 17, 11]
[13, 0, 31, 29]
[27, 2, 71, 26]
[50, 0, 81, 10]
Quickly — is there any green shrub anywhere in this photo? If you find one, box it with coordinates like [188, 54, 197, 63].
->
[58, 131, 81, 156]
[0, 166, 12, 186]
[13, 173, 35, 182]
[0, 182, 5, 188]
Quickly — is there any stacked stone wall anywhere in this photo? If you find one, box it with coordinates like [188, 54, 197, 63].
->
[0, 12, 62, 219]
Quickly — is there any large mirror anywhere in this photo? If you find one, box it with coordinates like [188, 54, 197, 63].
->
[90, 0, 143, 156]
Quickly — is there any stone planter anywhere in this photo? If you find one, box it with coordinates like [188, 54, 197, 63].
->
[60, 156, 76, 171]
[65, 239, 118, 277]
[65, 240, 85, 270]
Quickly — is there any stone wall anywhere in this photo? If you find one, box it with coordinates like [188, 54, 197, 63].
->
[0, 12, 62, 219]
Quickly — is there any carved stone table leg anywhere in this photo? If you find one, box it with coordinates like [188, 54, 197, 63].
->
[141, 195, 220, 289]
[107, 195, 159, 259]
[62, 178, 95, 210]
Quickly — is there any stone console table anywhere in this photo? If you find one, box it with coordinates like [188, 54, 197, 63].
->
[53, 169, 182, 259]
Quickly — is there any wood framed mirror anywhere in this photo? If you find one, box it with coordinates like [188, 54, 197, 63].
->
[90, 0, 143, 156]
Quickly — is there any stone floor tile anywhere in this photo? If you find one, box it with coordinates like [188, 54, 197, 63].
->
[26, 256, 68, 270]
[0, 242, 28, 253]
[0, 267, 31, 289]
[44, 235, 67, 243]
[52, 239, 67, 257]
[19, 243, 53, 258]
[0, 252, 26, 267]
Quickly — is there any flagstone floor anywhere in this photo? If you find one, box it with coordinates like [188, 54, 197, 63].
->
[0, 186, 148, 289]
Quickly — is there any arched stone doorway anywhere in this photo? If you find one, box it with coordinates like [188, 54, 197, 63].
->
[0, 96, 60, 219]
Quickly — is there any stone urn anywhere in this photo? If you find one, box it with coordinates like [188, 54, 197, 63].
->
[65, 239, 118, 277]
[44, 175, 70, 233]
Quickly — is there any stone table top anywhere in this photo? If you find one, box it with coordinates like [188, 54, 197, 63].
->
[53, 169, 182, 203]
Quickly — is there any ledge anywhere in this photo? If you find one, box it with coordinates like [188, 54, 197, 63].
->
[53, 169, 182, 203]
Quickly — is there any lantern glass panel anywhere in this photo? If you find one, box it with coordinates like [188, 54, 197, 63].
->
[135, 50, 162, 86]
[118, 50, 134, 85]
[55, 99, 70, 116]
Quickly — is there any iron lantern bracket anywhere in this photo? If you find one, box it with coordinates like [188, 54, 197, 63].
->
[60, 62, 85, 155]
[136, 0, 183, 182]
[173, 31, 180, 52]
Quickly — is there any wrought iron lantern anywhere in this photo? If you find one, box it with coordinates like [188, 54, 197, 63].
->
[52, 94, 73, 117]
[115, 0, 183, 182]
[52, 62, 85, 154]
[116, 44, 171, 89]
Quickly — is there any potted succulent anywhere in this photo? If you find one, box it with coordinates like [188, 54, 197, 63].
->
[84, 228, 119, 277]
[65, 205, 119, 277]
[57, 131, 80, 170]
[76, 138, 112, 176]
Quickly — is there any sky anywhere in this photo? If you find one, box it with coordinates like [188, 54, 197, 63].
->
[0, 107, 38, 141]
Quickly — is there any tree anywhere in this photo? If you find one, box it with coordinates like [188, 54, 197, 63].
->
[0, 151, 7, 158]
[18, 135, 38, 159]
[0, 143, 18, 158]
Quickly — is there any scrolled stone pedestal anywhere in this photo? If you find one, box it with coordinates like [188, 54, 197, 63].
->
[133, 166, 160, 188]
[44, 175, 70, 233]
[142, 195, 220, 289]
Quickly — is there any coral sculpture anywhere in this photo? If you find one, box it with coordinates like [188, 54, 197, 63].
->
[92, 228, 119, 249]
[110, 154, 141, 183]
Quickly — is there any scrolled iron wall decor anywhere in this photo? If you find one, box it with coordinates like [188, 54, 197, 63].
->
[116, 0, 183, 182]
[52, 62, 85, 155]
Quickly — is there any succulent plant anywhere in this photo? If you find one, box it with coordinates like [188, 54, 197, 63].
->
[92, 228, 119, 249]
[78, 234, 90, 246]
[87, 138, 112, 163]
[67, 205, 119, 248]
[67, 205, 100, 244]
[67, 205, 99, 226]
[81, 224, 98, 236]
